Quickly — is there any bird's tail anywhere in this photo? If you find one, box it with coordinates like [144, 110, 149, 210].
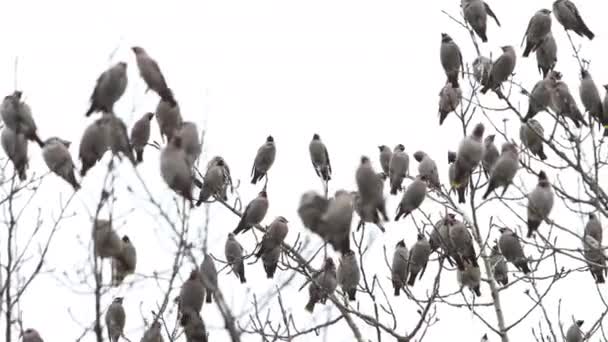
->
[159, 88, 178, 107]
[347, 289, 356, 301]
[581, 26, 595, 40]
[439, 111, 449, 126]
[393, 282, 400, 296]
[17, 167, 27, 181]
[526, 219, 541, 238]
[136, 149, 144, 164]
[85, 103, 97, 117]
[68, 171, 81, 191]
[473, 285, 481, 297]
[305, 299, 316, 313]
[264, 261, 277, 279]
[522, 42, 533, 57]
[205, 291, 213, 303]
[454, 255, 465, 271]
[407, 270, 419, 286]
[482, 181, 496, 200]
[238, 262, 247, 283]
[31, 133, 44, 148]
[537, 147, 547, 161]
[321, 167, 331, 181]
[447, 73, 459, 89]
[197, 188, 211, 207]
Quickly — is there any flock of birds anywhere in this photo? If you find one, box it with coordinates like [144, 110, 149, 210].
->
[5, 0, 606, 341]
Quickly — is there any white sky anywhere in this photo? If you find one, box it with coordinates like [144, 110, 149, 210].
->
[0, 0, 607, 341]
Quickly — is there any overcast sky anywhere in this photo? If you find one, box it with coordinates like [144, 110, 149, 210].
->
[0, 0, 607, 341]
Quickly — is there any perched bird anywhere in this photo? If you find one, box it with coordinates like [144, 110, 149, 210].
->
[1, 127, 28, 181]
[132, 46, 177, 106]
[453, 123, 485, 187]
[520, 119, 548, 161]
[440, 33, 464, 88]
[603, 85, 608, 136]
[141, 321, 164, 342]
[251, 135, 276, 185]
[309, 133, 332, 181]
[199, 253, 218, 303]
[160, 135, 194, 206]
[490, 245, 509, 286]
[356, 156, 389, 224]
[407, 233, 431, 286]
[548, 74, 588, 128]
[178, 270, 205, 315]
[457, 263, 482, 297]
[430, 214, 458, 266]
[579, 69, 603, 130]
[234, 191, 269, 235]
[438, 82, 463, 125]
[317, 190, 354, 253]
[196, 158, 227, 205]
[481, 46, 517, 95]
[526, 171, 554, 238]
[522, 9, 552, 57]
[448, 215, 478, 270]
[584, 213, 603, 244]
[305, 258, 337, 313]
[111, 235, 137, 286]
[42, 137, 80, 190]
[536, 32, 557, 78]
[391, 240, 409, 296]
[565, 320, 584, 342]
[378, 145, 392, 175]
[337, 250, 361, 301]
[353, 184, 387, 233]
[462, 0, 501, 43]
[553, 0, 594, 40]
[481, 333, 489, 342]
[261, 246, 281, 279]
[472, 56, 492, 87]
[448, 151, 468, 204]
[156, 99, 183, 143]
[583, 235, 606, 284]
[389, 144, 409, 195]
[481, 135, 499, 177]
[255, 216, 288, 259]
[225, 233, 246, 283]
[297, 190, 329, 233]
[180, 308, 208, 342]
[395, 175, 427, 221]
[105, 297, 126, 342]
[92, 219, 122, 259]
[85, 62, 128, 117]
[130, 112, 154, 163]
[482, 143, 519, 199]
[0, 91, 44, 147]
[79, 118, 110, 177]
[22, 328, 44, 342]
[99, 113, 136, 164]
[205, 156, 233, 201]
[525, 71, 557, 121]
[498, 228, 531, 274]
[178, 122, 201, 167]
[413, 151, 440, 188]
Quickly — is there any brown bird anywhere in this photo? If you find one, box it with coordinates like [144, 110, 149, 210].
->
[130, 112, 154, 163]
[132, 46, 177, 106]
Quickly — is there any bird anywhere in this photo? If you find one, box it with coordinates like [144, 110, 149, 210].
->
[85, 62, 128, 117]
[42, 137, 80, 190]
[130, 112, 154, 163]
[261, 246, 281, 279]
[440, 33, 464, 88]
[225, 233, 246, 283]
[141, 321, 164, 342]
[603, 85, 608, 136]
[453, 123, 485, 187]
[160, 134, 195, 206]
[406, 233, 431, 286]
[378, 145, 392, 175]
[457, 263, 482, 297]
[316, 190, 355, 253]
[251, 135, 276, 185]
[526, 171, 554, 238]
[481, 46, 517, 95]
[22, 328, 44, 342]
[448, 215, 478, 270]
[180, 308, 208, 342]
[309, 133, 332, 181]
[438, 82, 462, 125]
[520, 119, 548, 161]
[178, 270, 205, 316]
[548, 71, 588, 128]
[178, 121, 201, 167]
[429, 214, 458, 266]
[536, 32, 557, 78]
[481, 134, 499, 177]
[199, 253, 218, 303]
[394, 175, 427, 221]
[132, 46, 177, 106]
[522, 9, 552, 57]
[98, 113, 136, 164]
[413, 151, 440, 188]
[462, 0, 501, 43]
[255, 216, 288, 259]
[584, 213, 603, 244]
[337, 250, 361, 301]
[111, 235, 137, 286]
[79, 118, 110, 177]
[582, 235, 606, 284]
[355, 156, 389, 224]
[92, 219, 122, 259]
[565, 319, 584, 342]
[448, 151, 468, 204]
[391, 240, 409, 296]
[553, 0, 594, 40]
[196, 158, 227, 205]
[105, 297, 126, 342]
[388, 144, 409, 195]
[489, 244, 509, 286]
[1, 127, 28, 181]
[305, 258, 337, 313]
[297, 190, 329, 233]
[482, 143, 519, 199]
[498, 228, 531, 274]
[579, 69, 603, 130]
[525, 71, 557, 121]
[0, 91, 44, 147]
[155, 99, 183, 143]
[234, 191, 269, 235]
[472, 56, 492, 87]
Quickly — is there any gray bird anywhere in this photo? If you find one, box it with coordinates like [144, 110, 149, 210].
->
[413, 151, 440, 188]
[1, 127, 28, 181]
[603, 85, 608, 136]
[309, 133, 332, 181]
[297, 190, 329, 233]
[79, 118, 110, 177]
[565, 320, 584, 342]
[0, 91, 44, 147]
[481, 135, 499, 177]
[448, 215, 478, 270]
[378, 145, 392, 175]
[553, 0, 594, 40]
[481, 333, 489, 342]
[111, 235, 137, 286]
[141, 321, 163, 342]
[196, 158, 226, 205]
[481, 46, 517, 95]
[583, 235, 606, 284]
[522, 9, 552, 57]
[462, 0, 501, 43]
[160, 135, 194, 206]
[457, 263, 482, 297]
[448, 151, 468, 204]
[178, 121, 201, 167]
[199, 253, 218, 303]
[407, 233, 431, 286]
[482, 142, 519, 199]
[395, 175, 427, 221]
[389, 144, 410, 195]
[472, 56, 492, 87]
[225, 233, 246, 283]
[261, 245, 281, 279]
[234, 191, 269, 235]
[317, 190, 354, 253]
[579, 69, 603, 129]
[251, 135, 276, 184]
[255, 216, 288, 259]
[105, 297, 126, 342]
[440, 33, 464, 88]
[130, 112, 154, 163]
[438, 81, 463, 125]
[355, 156, 389, 223]
[305, 258, 337, 313]
[535, 32, 557, 78]
[99, 113, 136, 164]
[337, 250, 361, 301]
[132, 46, 177, 106]
[85, 62, 128, 117]
[156, 99, 183, 143]
[391, 240, 409, 296]
[498, 228, 531, 274]
[453, 123, 484, 187]
[549, 75, 588, 128]
[178, 270, 205, 315]
[527, 171, 554, 238]
[205, 156, 233, 201]
[430, 214, 458, 266]
[520, 119, 548, 161]
[584, 213, 602, 244]
[42, 137, 80, 190]
[525, 71, 557, 121]
[490, 244, 509, 286]
[353, 188, 387, 233]
[180, 308, 208, 342]
[92, 219, 122, 259]
[22, 328, 44, 342]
